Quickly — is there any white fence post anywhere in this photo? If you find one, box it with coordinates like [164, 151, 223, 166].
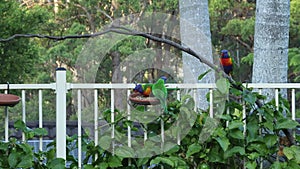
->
[56, 67, 67, 160]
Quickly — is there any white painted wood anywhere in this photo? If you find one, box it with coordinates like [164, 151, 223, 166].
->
[56, 68, 67, 160]
[77, 90, 82, 169]
[22, 90, 26, 142]
[39, 90, 43, 151]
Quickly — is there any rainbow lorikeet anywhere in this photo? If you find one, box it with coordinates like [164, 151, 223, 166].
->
[152, 78, 168, 112]
[133, 76, 167, 97]
[133, 83, 152, 97]
[220, 49, 233, 76]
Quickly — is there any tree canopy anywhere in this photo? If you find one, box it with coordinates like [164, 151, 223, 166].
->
[0, 0, 299, 84]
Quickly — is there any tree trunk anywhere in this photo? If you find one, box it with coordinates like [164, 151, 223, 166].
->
[179, 0, 215, 109]
[111, 51, 125, 110]
[252, 0, 290, 99]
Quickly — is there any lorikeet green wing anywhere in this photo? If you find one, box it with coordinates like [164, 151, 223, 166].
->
[152, 79, 167, 112]
[142, 84, 153, 96]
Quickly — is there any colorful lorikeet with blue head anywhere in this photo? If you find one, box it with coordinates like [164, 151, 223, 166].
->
[133, 76, 168, 112]
[220, 49, 233, 76]
[133, 76, 167, 97]
[133, 83, 152, 96]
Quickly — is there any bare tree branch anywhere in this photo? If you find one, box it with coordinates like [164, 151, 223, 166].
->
[0, 30, 111, 41]
[0, 25, 234, 83]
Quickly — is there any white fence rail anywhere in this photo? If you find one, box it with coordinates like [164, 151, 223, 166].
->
[1, 68, 299, 168]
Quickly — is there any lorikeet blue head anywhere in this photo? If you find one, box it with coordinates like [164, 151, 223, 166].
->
[221, 50, 229, 58]
[160, 76, 167, 83]
[133, 84, 143, 93]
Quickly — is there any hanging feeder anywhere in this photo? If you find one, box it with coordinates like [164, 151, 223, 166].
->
[0, 94, 21, 107]
[129, 92, 160, 105]
[0, 83, 21, 107]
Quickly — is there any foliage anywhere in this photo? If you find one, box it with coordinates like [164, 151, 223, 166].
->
[241, 52, 253, 65]
[0, 1, 51, 84]
[1, 83, 299, 168]
[290, 0, 300, 48]
[0, 0, 299, 123]
[288, 48, 300, 82]
[0, 1, 300, 168]
[0, 120, 66, 169]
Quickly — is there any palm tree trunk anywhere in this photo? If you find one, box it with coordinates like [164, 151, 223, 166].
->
[252, 0, 290, 99]
[179, 0, 215, 109]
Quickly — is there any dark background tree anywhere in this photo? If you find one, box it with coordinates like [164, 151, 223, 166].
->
[0, 1, 51, 84]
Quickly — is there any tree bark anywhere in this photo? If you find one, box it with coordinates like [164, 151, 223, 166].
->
[179, 0, 215, 109]
[111, 51, 125, 110]
[252, 0, 290, 99]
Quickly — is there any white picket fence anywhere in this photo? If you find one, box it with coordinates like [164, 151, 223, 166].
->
[1, 68, 299, 168]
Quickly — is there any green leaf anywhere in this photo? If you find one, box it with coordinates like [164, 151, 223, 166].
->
[17, 155, 33, 168]
[245, 161, 257, 169]
[283, 145, 300, 163]
[262, 121, 274, 131]
[46, 148, 56, 160]
[230, 87, 242, 96]
[99, 135, 112, 150]
[115, 146, 135, 158]
[247, 142, 268, 155]
[228, 121, 244, 130]
[150, 157, 174, 167]
[47, 158, 65, 169]
[213, 128, 226, 137]
[33, 128, 48, 136]
[270, 161, 283, 169]
[168, 156, 187, 167]
[228, 129, 244, 140]
[17, 143, 33, 154]
[14, 120, 27, 131]
[264, 135, 278, 148]
[276, 119, 299, 130]
[198, 69, 212, 80]
[224, 146, 245, 158]
[243, 90, 257, 104]
[241, 53, 254, 65]
[283, 147, 295, 160]
[8, 152, 19, 168]
[137, 158, 150, 167]
[216, 78, 230, 94]
[287, 161, 300, 168]
[99, 162, 109, 169]
[215, 137, 230, 152]
[108, 156, 122, 168]
[0, 142, 8, 150]
[186, 143, 202, 158]
[181, 95, 195, 110]
[83, 164, 98, 169]
[248, 152, 260, 160]
[208, 146, 224, 163]
[164, 143, 180, 154]
[246, 118, 259, 139]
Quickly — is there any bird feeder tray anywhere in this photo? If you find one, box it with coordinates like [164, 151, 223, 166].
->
[0, 94, 21, 107]
[129, 92, 160, 105]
